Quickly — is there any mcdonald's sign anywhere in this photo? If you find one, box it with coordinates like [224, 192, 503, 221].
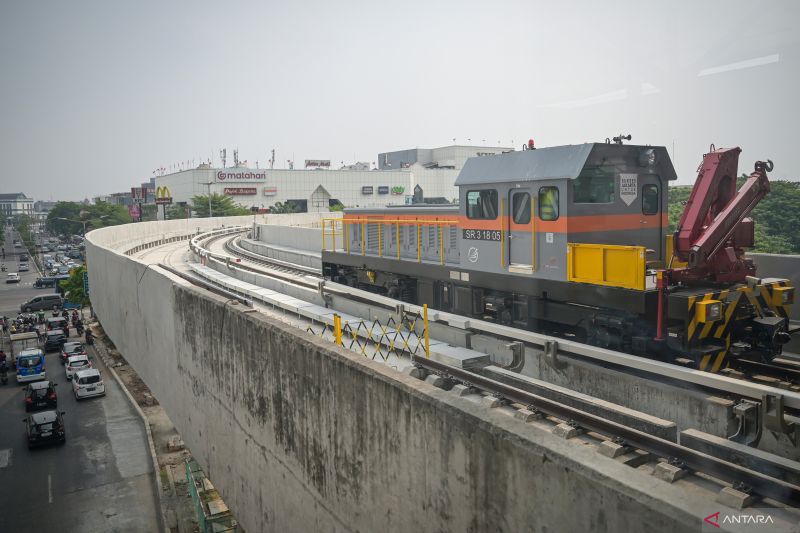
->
[155, 186, 173, 205]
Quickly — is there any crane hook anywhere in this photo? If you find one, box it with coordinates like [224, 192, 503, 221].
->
[755, 160, 774, 173]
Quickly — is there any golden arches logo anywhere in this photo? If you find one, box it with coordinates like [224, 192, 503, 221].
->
[156, 186, 171, 199]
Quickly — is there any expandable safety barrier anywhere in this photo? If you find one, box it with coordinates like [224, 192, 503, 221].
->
[306, 305, 431, 361]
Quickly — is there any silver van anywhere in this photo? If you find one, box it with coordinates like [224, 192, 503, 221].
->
[20, 294, 63, 312]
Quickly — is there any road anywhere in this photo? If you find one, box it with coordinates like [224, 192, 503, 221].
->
[0, 227, 161, 532]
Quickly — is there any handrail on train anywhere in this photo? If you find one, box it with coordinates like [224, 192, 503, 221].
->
[321, 217, 459, 265]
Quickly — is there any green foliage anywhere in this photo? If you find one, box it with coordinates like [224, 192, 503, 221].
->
[668, 179, 800, 254]
[268, 201, 302, 214]
[165, 203, 190, 220]
[140, 204, 159, 222]
[190, 194, 251, 217]
[59, 265, 90, 307]
[329, 202, 344, 212]
[46, 201, 131, 236]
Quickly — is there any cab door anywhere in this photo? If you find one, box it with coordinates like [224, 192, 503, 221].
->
[636, 175, 663, 261]
[508, 188, 534, 270]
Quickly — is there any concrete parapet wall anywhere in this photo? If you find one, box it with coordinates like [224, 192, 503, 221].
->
[255, 220, 331, 252]
[88, 222, 709, 532]
[238, 236, 321, 270]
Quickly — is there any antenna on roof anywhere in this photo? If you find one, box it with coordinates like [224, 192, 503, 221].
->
[220, 149, 227, 168]
[233, 149, 239, 166]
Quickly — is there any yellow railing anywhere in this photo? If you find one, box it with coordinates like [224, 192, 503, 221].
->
[322, 218, 459, 266]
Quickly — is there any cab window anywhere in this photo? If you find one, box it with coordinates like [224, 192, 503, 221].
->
[573, 169, 614, 203]
[466, 190, 498, 220]
[511, 192, 531, 224]
[642, 184, 659, 215]
[539, 187, 560, 221]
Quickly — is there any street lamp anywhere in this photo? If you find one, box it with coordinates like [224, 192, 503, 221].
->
[56, 215, 109, 236]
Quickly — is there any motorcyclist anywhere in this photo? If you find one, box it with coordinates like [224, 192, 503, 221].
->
[0, 359, 7, 384]
[37, 310, 45, 324]
[76, 320, 84, 336]
[85, 329, 94, 345]
[61, 309, 69, 319]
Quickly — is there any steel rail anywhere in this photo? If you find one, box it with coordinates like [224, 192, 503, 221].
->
[413, 356, 800, 507]
[224, 236, 320, 276]
[158, 263, 253, 307]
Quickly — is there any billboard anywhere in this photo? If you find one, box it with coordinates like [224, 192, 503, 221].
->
[223, 187, 257, 195]
[130, 187, 147, 203]
[263, 187, 278, 196]
[155, 186, 173, 205]
[305, 160, 331, 168]
[215, 171, 266, 182]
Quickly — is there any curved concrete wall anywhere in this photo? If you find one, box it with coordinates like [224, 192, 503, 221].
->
[87, 217, 715, 532]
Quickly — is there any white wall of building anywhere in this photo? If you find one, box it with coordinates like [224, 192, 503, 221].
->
[155, 166, 460, 211]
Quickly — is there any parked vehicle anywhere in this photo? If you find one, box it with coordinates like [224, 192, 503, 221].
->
[16, 349, 46, 384]
[68, 250, 81, 259]
[24, 380, 58, 411]
[23, 410, 66, 449]
[72, 369, 104, 399]
[21, 294, 63, 312]
[46, 316, 68, 332]
[65, 355, 91, 381]
[60, 342, 86, 365]
[43, 330, 68, 352]
[6, 273, 20, 283]
[9, 332, 39, 368]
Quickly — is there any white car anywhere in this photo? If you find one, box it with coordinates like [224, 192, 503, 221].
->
[18, 262, 29, 272]
[6, 273, 21, 283]
[65, 355, 92, 381]
[72, 369, 105, 399]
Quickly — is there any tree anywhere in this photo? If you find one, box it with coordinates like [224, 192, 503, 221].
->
[268, 201, 302, 214]
[46, 201, 132, 236]
[166, 203, 190, 220]
[668, 179, 800, 254]
[190, 194, 251, 218]
[59, 266, 90, 307]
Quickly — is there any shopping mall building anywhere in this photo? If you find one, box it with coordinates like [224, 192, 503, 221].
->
[153, 144, 511, 213]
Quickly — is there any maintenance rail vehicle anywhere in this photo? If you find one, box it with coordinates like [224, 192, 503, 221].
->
[321, 139, 795, 373]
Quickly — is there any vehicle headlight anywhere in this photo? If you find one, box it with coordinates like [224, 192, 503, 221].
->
[698, 300, 722, 323]
[639, 148, 657, 167]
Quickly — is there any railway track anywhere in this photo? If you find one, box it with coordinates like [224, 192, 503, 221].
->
[167, 226, 800, 510]
[412, 355, 800, 508]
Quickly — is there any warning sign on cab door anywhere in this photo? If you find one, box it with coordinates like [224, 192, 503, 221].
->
[619, 174, 638, 206]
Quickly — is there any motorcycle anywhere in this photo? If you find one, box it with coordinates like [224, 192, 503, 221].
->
[85, 331, 94, 346]
[1, 265, 5, 272]
[0, 362, 8, 385]
[76, 323, 84, 336]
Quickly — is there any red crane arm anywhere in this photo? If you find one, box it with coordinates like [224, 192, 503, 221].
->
[674, 147, 741, 263]
[688, 165, 770, 268]
[673, 146, 772, 278]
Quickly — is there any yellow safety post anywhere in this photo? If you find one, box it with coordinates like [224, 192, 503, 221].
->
[361, 222, 365, 256]
[396, 221, 400, 260]
[378, 223, 383, 257]
[322, 220, 326, 251]
[333, 314, 342, 346]
[345, 220, 350, 254]
[423, 304, 430, 359]
[332, 219, 336, 251]
[417, 223, 421, 262]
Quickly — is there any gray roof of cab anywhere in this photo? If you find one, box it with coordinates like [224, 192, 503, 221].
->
[454, 143, 676, 185]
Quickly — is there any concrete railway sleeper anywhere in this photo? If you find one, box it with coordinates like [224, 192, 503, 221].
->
[412, 356, 800, 508]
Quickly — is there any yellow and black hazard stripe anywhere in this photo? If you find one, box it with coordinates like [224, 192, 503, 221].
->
[687, 290, 742, 373]
[763, 280, 791, 318]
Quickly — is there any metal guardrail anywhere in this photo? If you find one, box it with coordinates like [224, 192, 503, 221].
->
[186, 460, 238, 533]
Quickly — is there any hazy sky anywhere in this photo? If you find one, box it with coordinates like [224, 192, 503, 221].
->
[1, 0, 798, 201]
